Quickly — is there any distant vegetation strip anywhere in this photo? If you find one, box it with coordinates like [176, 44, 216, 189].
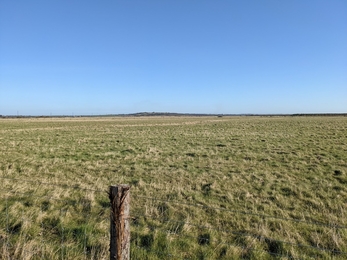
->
[1, 112, 347, 118]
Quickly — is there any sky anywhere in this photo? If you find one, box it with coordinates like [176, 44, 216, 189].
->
[0, 0, 346, 115]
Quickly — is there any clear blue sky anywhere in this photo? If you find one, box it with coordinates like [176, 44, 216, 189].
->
[1, 0, 346, 115]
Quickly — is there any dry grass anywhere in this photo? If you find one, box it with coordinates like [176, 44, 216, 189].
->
[0, 116, 346, 259]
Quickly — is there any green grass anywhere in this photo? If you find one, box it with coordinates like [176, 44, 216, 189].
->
[0, 116, 346, 259]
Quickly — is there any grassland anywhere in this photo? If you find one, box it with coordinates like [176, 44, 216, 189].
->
[0, 116, 346, 259]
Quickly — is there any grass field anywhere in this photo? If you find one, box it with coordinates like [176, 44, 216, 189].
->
[0, 116, 346, 259]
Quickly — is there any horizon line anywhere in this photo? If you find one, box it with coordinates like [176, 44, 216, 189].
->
[1, 112, 347, 118]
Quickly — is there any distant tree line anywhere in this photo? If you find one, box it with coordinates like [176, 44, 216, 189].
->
[0, 113, 346, 118]
[291, 113, 347, 117]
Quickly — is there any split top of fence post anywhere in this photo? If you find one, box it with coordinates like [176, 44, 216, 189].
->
[109, 184, 130, 260]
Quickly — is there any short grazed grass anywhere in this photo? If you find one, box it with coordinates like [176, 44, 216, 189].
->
[0, 116, 346, 259]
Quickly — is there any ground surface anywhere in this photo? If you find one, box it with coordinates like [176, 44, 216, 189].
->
[0, 116, 346, 259]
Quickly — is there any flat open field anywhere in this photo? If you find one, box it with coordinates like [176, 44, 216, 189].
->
[0, 116, 346, 259]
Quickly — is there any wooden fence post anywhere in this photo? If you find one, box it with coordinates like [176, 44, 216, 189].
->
[109, 184, 130, 260]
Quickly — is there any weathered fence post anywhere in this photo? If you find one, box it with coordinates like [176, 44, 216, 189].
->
[109, 184, 131, 260]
